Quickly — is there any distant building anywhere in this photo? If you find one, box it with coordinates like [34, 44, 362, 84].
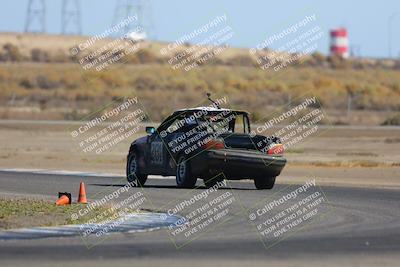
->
[330, 28, 349, 58]
[126, 31, 147, 41]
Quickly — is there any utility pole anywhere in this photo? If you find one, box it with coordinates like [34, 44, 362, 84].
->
[25, 0, 46, 33]
[112, 0, 154, 39]
[347, 93, 352, 117]
[388, 12, 398, 58]
[350, 45, 361, 58]
[61, 0, 82, 35]
[113, 0, 143, 34]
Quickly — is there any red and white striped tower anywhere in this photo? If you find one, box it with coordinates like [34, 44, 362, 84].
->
[330, 28, 349, 58]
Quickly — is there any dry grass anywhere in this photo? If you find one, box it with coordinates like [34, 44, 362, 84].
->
[0, 33, 399, 124]
[0, 62, 399, 124]
[0, 197, 84, 229]
[0, 196, 121, 230]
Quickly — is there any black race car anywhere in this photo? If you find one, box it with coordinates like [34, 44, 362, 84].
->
[126, 101, 286, 189]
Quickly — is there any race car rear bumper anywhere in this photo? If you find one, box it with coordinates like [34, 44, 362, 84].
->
[190, 148, 287, 180]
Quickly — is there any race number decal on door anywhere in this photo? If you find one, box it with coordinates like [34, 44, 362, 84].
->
[151, 142, 163, 165]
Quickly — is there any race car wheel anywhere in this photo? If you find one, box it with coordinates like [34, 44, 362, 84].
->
[176, 156, 197, 188]
[254, 176, 276, 190]
[203, 175, 224, 188]
[126, 151, 147, 186]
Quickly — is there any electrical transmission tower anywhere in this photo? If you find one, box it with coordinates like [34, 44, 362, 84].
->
[61, 0, 82, 35]
[25, 0, 46, 33]
[112, 0, 154, 39]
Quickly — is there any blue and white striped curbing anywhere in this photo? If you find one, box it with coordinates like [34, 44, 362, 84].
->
[0, 213, 181, 240]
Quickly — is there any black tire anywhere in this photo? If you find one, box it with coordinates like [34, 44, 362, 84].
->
[203, 175, 224, 188]
[176, 155, 197, 188]
[126, 151, 147, 186]
[254, 176, 276, 190]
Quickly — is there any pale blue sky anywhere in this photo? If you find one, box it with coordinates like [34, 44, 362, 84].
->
[1, 0, 400, 58]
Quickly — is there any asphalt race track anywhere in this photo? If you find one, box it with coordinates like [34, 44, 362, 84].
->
[0, 170, 399, 266]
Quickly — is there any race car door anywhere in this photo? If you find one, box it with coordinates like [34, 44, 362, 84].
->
[147, 132, 167, 174]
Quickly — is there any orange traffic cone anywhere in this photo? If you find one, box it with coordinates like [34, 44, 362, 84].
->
[77, 182, 87, 204]
[56, 193, 71, 205]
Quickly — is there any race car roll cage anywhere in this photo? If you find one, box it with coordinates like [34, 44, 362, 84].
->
[154, 109, 251, 137]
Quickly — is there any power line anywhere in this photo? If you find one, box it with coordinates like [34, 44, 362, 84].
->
[25, 0, 46, 33]
[61, 0, 82, 35]
[112, 0, 154, 39]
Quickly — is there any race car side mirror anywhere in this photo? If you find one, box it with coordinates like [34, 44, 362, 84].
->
[146, 126, 156, 135]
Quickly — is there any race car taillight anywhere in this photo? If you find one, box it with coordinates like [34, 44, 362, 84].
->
[202, 139, 225, 150]
[267, 144, 284, 155]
